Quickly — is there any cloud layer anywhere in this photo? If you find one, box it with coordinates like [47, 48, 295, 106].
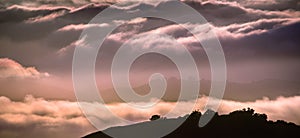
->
[0, 95, 94, 138]
[0, 58, 49, 79]
[0, 0, 299, 75]
[0, 94, 300, 138]
[0, 0, 299, 102]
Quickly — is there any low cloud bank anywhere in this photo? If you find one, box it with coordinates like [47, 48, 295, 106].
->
[0, 94, 299, 137]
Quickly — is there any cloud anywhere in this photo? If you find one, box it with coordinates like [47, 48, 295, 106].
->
[0, 58, 49, 79]
[0, 0, 299, 102]
[0, 94, 300, 138]
[1, 0, 298, 41]
[57, 23, 110, 32]
[25, 9, 68, 23]
[225, 0, 300, 11]
[0, 5, 71, 23]
[0, 0, 298, 45]
[0, 1, 299, 137]
[0, 0, 87, 7]
[104, 16, 300, 60]
[221, 18, 299, 35]
[0, 95, 94, 138]
[185, 0, 299, 26]
[71, 95, 300, 127]
[1, 0, 299, 12]
[114, 33, 187, 53]
[216, 96, 300, 125]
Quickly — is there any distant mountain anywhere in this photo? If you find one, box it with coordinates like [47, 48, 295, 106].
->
[98, 78, 300, 103]
[83, 108, 300, 138]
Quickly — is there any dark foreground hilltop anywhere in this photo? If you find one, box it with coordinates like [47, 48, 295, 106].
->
[84, 108, 300, 138]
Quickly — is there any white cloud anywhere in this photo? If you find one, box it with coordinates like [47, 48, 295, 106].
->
[0, 58, 49, 79]
[25, 10, 68, 23]
[0, 94, 299, 138]
[57, 23, 110, 32]
[0, 95, 95, 138]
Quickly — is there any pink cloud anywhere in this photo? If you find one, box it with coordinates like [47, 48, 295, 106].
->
[0, 95, 94, 138]
[57, 23, 110, 32]
[6, 4, 72, 11]
[0, 58, 49, 79]
[0, 94, 299, 138]
[25, 10, 67, 23]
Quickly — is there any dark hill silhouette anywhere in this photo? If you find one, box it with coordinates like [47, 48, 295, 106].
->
[83, 108, 300, 138]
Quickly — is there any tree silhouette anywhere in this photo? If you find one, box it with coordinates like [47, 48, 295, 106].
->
[149, 114, 161, 121]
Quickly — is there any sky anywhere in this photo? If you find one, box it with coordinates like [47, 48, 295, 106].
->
[0, 0, 300, 137]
